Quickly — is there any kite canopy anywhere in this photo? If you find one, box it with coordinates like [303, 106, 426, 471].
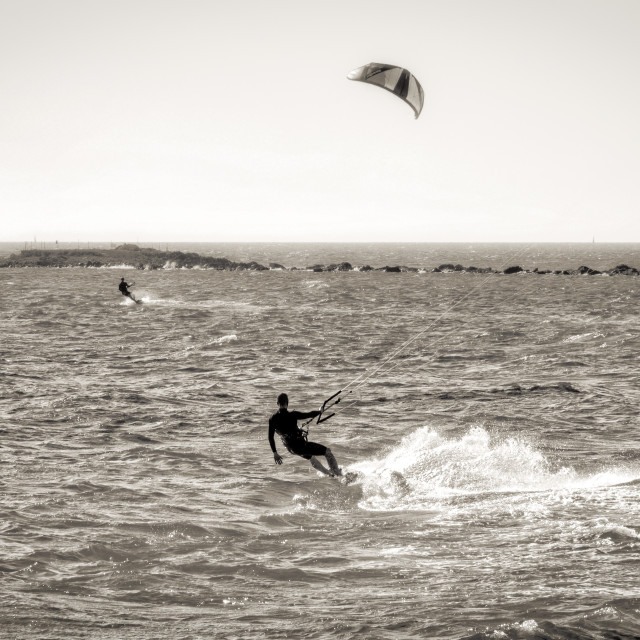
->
[347, 63, 424, 119]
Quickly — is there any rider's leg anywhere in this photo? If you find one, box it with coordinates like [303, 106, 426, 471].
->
[324, 448, 341, 476]
[310, 456, 333, 476]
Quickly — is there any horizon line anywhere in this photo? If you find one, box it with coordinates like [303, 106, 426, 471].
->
[2, 240, 639, 246]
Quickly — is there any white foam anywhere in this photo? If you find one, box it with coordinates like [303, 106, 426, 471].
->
[562, 331, 604, 343]
[352, 425, 640, 511]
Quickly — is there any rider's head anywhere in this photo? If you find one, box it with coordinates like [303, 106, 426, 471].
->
[121, 277, 125, 281]
[277, 393, 288, 408]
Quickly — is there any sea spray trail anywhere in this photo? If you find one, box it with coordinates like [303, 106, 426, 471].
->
[342, 425, 640, 512]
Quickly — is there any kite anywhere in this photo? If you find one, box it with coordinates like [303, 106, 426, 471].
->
[347, 63, 424, 119]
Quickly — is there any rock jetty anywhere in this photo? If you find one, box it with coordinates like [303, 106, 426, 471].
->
[0, 246, 638, 276]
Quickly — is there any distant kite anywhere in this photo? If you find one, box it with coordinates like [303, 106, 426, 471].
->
[347, 63, 424, 119]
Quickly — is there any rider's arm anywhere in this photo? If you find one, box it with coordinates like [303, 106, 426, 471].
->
[268, 419, 283, 465]
[268, 420, 277, 453]
[290, 410, 321, 421]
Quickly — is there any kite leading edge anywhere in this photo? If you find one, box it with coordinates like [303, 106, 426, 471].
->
[347, 62, 424, 119]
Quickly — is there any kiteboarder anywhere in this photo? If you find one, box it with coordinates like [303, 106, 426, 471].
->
[268, 393, 342, 477]
[118, 277, 137, 302]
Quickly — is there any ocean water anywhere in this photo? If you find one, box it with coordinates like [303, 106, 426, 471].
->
[1, 243, 640, 639]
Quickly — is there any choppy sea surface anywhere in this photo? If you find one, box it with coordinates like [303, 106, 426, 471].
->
[1, 243, 640, 639]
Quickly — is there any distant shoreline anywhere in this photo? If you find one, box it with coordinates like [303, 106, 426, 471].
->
[1, 244, 638, 276]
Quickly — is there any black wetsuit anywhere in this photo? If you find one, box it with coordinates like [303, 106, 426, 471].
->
[119, 281, 133, 298]
[268, 408, 324, 459]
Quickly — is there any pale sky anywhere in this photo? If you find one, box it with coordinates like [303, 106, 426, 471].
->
[1, 0, 639, 242]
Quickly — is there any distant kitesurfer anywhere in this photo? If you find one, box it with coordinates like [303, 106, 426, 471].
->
[268, 393, 342, 477]
[118, 277, 137, 302]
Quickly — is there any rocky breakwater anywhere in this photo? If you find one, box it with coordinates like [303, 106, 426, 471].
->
[501, 264, 640, 276]
[0, 246, 638, 277]
[301, 262, 640, 276]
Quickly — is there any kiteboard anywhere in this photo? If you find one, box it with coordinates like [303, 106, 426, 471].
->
[122, 296, 142, 305]
[341, 471, 361, 485]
